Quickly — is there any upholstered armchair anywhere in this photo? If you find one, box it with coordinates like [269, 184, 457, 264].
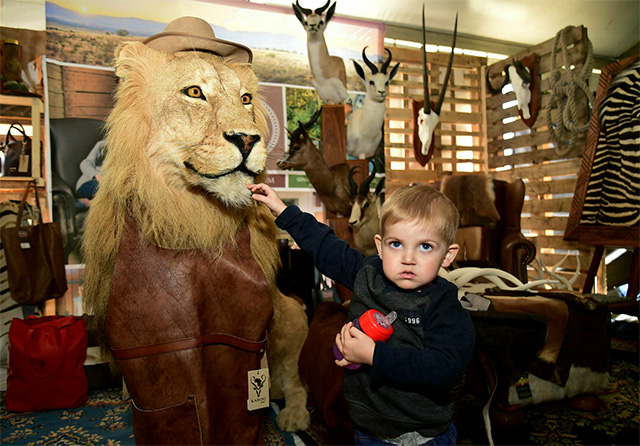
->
[49, 118, 106, 261]
[442, 176, 536, 283]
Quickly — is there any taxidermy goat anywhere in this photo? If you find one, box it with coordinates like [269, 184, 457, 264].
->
[440, 173, 500, 226]
[347, 47, 400, 160]
[349, 170, 385, 256]
[486, 53, 540, 127]
[277, 109, 356, 217]
[292, 0, 348, 104]
[81, 17, 309, 445]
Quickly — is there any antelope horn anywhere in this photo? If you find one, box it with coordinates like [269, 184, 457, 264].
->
[304, 108, 322, 129]
[486, 64, 511, 95]
[348, 166, 360, 197]
[380, 48, 392, 74]
[359, 166, 377, 196]
[422, 4, 431, 114]
[374, 176, 385, 196]
[295, 0, 312, 16]
[513, 59, 532, 83]
[362, 47, 378, 74]
[314, 0, 331, 15]
[434, 13, 457, 114]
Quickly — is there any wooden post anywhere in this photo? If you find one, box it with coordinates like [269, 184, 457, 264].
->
[320, 105, 367, 302]
[321, 104, 346, 167]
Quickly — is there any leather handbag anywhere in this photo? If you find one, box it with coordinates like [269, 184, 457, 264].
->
[1, 122, 32, 177]
[6, 315, 88, 412]
[0, 180, 68, 305]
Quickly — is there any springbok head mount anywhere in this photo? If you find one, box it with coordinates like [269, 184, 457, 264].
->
[348, 167, 385, 229]
[277, 108, 322, 169]
[486, 53, 540, 127]
[353, 47, 401, 103]
[415, 7, 458, 165]
[292, 0, 336, 34]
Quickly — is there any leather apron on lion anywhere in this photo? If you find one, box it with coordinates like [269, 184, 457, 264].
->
[106, 217, 273, 445]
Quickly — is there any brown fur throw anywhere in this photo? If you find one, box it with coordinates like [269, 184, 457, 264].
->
[441, 174, 500, 226]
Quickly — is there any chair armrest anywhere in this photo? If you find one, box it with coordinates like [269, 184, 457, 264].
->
[500, 232, 536, 283]
[51, 173, 78, 243]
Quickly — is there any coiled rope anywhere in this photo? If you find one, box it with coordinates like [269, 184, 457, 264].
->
[546, 26, 595, 156]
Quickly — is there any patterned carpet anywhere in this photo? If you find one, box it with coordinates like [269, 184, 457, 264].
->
[1, 358, 638, 445]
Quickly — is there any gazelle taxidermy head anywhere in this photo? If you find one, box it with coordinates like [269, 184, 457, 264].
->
[346, 47, 400, 160]
[348, 170, 385, 256]
[486, 59, 534, 120]
[277, 109, 356, 217]
[292, 0, 348, 104]
[415, 7, 458, 165]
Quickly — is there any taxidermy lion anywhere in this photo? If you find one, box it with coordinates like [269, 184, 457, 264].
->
[82, 17, 310, 445]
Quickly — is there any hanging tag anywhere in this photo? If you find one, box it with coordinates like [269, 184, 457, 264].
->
[247, 368, 269, 411]
[18, 229, 31, 249]
[515, 373, 532, 399]
[18, 154, 30, 173]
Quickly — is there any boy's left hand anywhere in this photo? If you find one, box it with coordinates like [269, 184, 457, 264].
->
[335, 322, 376, 367]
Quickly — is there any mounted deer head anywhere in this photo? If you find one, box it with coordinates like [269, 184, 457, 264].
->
[346, 47, 400, 160]
[415, 8, 458, 165]
[292, 0, 348, 104]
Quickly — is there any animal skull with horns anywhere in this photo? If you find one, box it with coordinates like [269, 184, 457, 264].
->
[414, 7, 458, 166]
[486, 54, 540, 127]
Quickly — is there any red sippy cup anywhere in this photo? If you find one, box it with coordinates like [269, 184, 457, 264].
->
[334, 309, 397, 370]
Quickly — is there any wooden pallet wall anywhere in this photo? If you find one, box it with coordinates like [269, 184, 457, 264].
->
[383, 47, 487, 192]
[46, 61, 116, 120]
[484, 26, 595, 289]
[383, 27, 598, 289]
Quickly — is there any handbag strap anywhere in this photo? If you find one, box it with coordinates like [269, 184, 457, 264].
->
[16, 180, 42, 225]
[3, 122, 27, 144]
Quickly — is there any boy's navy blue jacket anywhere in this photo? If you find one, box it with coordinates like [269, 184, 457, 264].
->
[276, 205, 476, 438]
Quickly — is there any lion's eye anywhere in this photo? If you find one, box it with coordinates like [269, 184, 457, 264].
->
[241, 93, 252, 105]
[182, 86, 205, 100]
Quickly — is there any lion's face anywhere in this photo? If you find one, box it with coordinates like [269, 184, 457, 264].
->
[115, 44, 268, 208]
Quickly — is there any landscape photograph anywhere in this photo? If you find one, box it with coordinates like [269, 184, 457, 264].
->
[45, 0, 384, 90]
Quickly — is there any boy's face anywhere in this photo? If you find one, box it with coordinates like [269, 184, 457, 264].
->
[374, 219, 459, 292]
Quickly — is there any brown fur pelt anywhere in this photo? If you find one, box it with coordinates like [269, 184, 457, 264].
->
[441, 173, 501, 226]
[81, 41, 309, 434]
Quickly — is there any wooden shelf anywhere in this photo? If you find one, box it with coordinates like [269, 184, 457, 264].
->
[0, 94, 44, 186]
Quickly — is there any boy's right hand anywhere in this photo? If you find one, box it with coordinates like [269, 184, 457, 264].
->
[247, 183, 287, 217]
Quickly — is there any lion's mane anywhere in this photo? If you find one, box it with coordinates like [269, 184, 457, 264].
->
[82, 42, 279, 347]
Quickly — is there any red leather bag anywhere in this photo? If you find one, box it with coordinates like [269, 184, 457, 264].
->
[6, 315, 88, 412]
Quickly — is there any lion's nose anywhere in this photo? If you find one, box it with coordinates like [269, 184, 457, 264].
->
[224, 132, 260, 155]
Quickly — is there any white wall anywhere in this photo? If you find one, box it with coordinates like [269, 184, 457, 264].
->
[1, 0, 46, 30]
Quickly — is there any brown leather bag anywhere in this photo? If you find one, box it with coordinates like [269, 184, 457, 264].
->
[0, 180, 67, 304]
[0, 123, 32, 177]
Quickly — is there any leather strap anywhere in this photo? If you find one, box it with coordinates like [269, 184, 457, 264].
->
[17, 180, 42, 224]
[111, 332, 268, 361]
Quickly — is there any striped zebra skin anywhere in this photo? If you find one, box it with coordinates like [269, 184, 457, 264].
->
[580, 61, 640, 227]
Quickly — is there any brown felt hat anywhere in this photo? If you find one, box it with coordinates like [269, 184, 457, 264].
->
[143, 16, 252, 63]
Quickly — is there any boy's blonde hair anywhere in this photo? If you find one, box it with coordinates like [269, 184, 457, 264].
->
[379, 184, 460, 246]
